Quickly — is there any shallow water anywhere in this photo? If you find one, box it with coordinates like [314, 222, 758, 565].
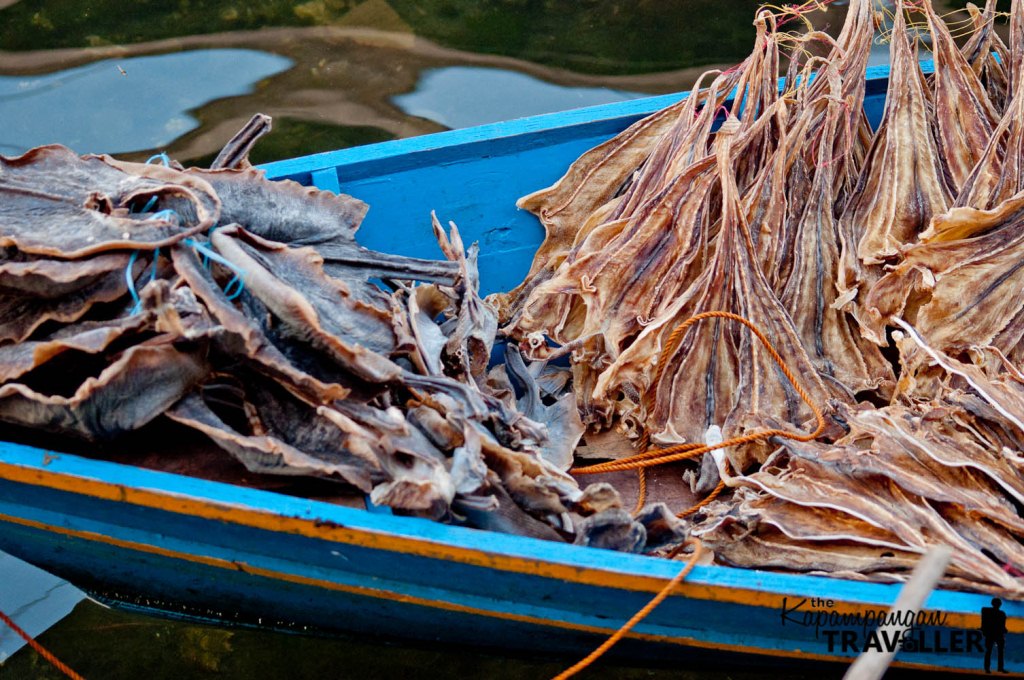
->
[0, 0, 977, 677]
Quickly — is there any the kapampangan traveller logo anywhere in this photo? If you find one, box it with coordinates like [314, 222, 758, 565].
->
[780, 596, 1012, 673]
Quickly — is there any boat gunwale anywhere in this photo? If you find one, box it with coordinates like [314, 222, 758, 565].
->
[257, 61, 918, 182]
[0, 438, 1012, 634]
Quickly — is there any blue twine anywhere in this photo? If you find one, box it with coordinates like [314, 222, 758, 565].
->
[125, 250, 142, 314]
[151, 209, 178, 223]
[148, 248, 160, 284]
[182, 237, 247, 300]
[140, 195, 158, 213]
[146, 152, 171, 167]
[223, 275, 244, 300]
[120, 195, 246, 306]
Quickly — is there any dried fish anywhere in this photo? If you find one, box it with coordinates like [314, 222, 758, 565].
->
[836, 1, 952, 326]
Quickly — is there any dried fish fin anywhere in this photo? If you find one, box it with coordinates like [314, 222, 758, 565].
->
[166, 391, 379, 492]
[210, 113, 272, 170]
[0, 342, 208, 440]
[211, 227, 402, 383]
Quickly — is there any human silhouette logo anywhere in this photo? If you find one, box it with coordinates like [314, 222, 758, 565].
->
[982, 598, 1009, 674]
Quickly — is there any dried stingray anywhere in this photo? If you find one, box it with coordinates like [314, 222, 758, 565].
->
[210, 227, 402, 384]
[0, 120, 606, 543]
[591, 119, 830, 460]
[165, 388, 383, 493]
[922, 0, 998, 192]
[836, 1, 952, 326]
[0, 253, 135, 343]
[185, 166, 458, 287]
[778, 77, 894, 397]
[0, 309, 151, 384]
[0, 340, 209, 440]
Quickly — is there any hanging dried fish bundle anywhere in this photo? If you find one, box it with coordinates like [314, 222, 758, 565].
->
[494, 0, 1024, 595]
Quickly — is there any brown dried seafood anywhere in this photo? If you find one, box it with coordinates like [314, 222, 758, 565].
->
[0, 129, 648, 546]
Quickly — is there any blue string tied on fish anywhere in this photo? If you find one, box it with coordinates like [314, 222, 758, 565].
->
[122, 179, 247, 312]
[124, 246, 164, 316]
[123, 199, 176, 315]
[151, 209, 178, 223]
[145, 152, 171, 167]
[181, 237, 247, 300]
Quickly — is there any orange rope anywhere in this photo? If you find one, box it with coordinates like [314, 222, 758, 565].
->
[630, 468, 647, 515]
[551, 538, 705, 680]
[575, 311, 827, 517]
[0, 606, 85, 680]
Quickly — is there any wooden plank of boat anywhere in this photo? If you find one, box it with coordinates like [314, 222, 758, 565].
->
[0, 61, 1019, 675]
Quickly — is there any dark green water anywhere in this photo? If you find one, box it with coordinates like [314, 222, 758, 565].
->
[0, 1, 952, 677]
[0, 601, 798, 679]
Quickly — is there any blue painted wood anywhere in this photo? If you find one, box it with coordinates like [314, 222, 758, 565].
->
[0, 61, 1012, 673]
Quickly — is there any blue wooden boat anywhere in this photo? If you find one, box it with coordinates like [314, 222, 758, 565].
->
[0, 62, 1020, 676]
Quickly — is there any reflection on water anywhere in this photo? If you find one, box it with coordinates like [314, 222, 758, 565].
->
[0, 49, 292, 155]
[393, 66, 642, 129]
[0, 0, 765, 76]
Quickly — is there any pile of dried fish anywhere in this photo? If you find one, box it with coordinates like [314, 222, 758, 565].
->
[0, 116, 688, 550]
[497, 0, 1024, 595]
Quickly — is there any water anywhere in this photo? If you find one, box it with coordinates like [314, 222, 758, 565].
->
[392, 66, 643, 128]
[0, 0, 974, 677]
[0, 49, 292, 155]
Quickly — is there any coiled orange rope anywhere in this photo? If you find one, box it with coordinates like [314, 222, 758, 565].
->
[551, 538, 705, 680]
[575, 310, 827, 517]
[0, 606, 84, 680]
